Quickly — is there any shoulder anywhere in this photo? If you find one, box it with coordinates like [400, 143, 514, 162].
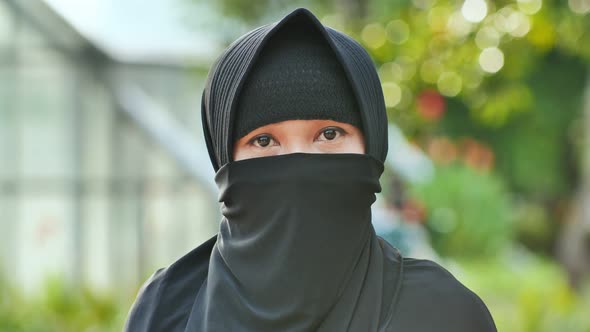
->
[124, 235, 217, 332]
[389, 258, 497, 332]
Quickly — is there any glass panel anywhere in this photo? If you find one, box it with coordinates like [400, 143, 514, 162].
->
[172, 74, 204, 134]
[80, 77, 112, 179]
[175, 183, 217, 251]
[16, 16, 49, 49]
[17, 192, 74, 294]
[143, 182, 176, 269]
[17, 63, 74, 179]
[18, 44, 66, 66]
[82, 193, 111, 290]
[142, 179, 217, 271]
[0, 1, 14, 46]
[114, 116, 147, 179]
[0, 68, 17, 179]
[145, 147, 177, 178]
[109, 191, 141, 292]
[0, 195, 17, 279]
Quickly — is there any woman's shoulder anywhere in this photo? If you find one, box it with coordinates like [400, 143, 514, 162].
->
[123, 235, 217, 332]
[389, 257, 497, 331]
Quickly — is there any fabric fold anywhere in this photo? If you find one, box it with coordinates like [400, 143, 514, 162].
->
[184, 153, 402, 331]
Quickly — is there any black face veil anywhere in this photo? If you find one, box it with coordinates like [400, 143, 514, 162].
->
[188, 153, 403, 331]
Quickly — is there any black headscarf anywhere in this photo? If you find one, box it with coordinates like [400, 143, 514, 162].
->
[125, 8, 497, 332]
[233, 15, 362, 140]
[201, 8, 388, 171]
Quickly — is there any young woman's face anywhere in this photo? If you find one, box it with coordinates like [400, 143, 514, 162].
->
[233, 120, 365, 161]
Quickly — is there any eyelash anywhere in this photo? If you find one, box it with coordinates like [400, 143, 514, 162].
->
[247, 127, 347, 147]
[249, 134, 276, 148]
[316, 127, 345, 141]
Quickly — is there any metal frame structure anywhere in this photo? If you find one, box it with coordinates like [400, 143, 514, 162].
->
[0, 0, 218, 295]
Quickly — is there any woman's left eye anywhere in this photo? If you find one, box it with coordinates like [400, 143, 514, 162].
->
[317, 127, 344, 141]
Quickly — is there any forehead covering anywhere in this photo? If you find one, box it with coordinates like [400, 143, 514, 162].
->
[201, 8, 388, 171]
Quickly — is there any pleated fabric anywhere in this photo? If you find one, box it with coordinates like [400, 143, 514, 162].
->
[201, 8, 388, 171]
[124, 154, 497, 332]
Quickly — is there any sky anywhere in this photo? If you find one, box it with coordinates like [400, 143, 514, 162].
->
[43, 0, 221, 63]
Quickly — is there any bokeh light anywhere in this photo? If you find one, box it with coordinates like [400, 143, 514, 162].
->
[479, 47, 504, 73]
[475, 26, 501, 49]
[420, 59, 444, 83]
[382, 82, 403, 108]
[507, 12, 531, 38]
[429, 6, 452, 32]
[412, 0, 436, 10]
[361, 23, 387, 49]
[427, 137, 458, 164]
[517, 0, 543, 15]
[395, 56, 417, 81]
[461, 0, 488, 23]
[568, 0, 590, 14]
[493, 7, 523, 34]
[447, 11, 473, 37]
[398, 86, 414, 109]
[386, 19, 410, 45]
[378, 62, 398, 82]
[437, 71, 463, 97]
[463, 67, 485, 89]
[417, 89, 446, 120]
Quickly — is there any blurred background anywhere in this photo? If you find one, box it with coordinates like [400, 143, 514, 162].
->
[1, 0, 590, 331]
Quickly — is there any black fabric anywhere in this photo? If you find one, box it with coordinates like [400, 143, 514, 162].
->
[124, 154, 497, 332]
[201, 8, 388, 171]
[125, 7, 497, 332]
[388, 258, 497, 330]
[233, 17, 361, 140]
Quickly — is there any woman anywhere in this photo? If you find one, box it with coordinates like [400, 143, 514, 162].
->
[125, 8, 497, 331]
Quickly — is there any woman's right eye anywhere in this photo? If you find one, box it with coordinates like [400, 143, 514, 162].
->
[251, 135, 274, 148]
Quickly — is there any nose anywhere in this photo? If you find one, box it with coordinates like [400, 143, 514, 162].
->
[282, 142, 313, 155]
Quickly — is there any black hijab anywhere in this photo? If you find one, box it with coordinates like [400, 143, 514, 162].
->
[201, 8, 388, 171]
[125, 8, 497, 332]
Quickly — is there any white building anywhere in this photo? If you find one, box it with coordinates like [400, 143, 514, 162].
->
[0, 0, 220, 297]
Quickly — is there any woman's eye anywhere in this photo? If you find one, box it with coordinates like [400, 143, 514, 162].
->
[251, 135, 274, 147]
[318, 127, 343, 141]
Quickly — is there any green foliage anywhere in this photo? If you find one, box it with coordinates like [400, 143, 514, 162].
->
[410, 163, 513, 257]
[456, 254, 590, 332]
[0, 276, 125, 332]
[190, 0, 590, 327]
[487, 55, 586, 198]
[196, 0, 332, 25]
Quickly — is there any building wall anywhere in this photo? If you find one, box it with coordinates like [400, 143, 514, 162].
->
[0, 1, 218, 296]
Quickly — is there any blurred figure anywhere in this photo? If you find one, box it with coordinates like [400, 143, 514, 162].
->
[373, 173, 439, 261]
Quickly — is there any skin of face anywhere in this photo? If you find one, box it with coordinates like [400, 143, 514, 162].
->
[233, 119, 365, 161]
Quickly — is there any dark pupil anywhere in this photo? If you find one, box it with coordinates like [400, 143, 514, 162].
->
[323, 129, 337, 140]
[257, 136, 270, 147]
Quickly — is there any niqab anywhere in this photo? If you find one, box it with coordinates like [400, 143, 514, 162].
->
[187, 153, 402, 331]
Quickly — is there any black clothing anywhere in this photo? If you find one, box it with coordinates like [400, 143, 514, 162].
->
[234, 14, 361, 140]
[201, 8, 388, 171]
[125, 7, 497, 332]
[124, 154, 497, 331]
